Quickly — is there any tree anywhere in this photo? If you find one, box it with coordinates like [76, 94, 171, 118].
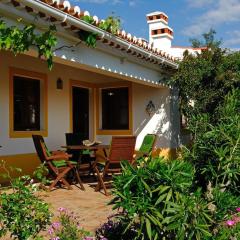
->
[189, 28, 221, 49]
[169, 30, 240, 125]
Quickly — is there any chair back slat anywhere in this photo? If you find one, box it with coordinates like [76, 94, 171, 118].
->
[108, 136, 136, 163]
[65, 133, 85, 146]
[139, 134, 157, 154]
[32, 135, 47, 163]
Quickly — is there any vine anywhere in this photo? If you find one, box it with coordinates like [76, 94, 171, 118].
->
[0, 19, 57, 69]
[0, 14, 121, 69]
[79, 14, 121, 47]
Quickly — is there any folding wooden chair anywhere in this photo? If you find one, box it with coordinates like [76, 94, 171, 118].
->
[136, 134, 158, 158]
[93, 136, 136, 196]
[32, 135, 84, 191]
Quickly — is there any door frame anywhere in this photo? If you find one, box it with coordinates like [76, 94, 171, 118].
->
[69, 80, 96, 140]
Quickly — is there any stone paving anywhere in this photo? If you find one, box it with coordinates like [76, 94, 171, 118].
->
[40, 183, 114, 233]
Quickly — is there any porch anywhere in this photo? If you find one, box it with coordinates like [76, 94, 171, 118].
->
[0, 50, 179, 181]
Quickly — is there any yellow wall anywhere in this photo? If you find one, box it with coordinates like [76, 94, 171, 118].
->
[0, 153, 40, 184]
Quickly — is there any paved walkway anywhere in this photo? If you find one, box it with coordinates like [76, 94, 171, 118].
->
[40, 184, 114, 233]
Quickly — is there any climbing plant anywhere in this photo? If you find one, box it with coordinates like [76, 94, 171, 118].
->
[0, 14, 121, 68]
[79, 14, 121, 47]
[0, 19, 57, 69]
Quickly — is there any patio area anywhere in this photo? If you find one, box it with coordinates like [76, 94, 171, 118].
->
[39, 184, 114, 233]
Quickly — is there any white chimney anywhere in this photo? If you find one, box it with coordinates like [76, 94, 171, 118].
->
[146, 11, 173, 51]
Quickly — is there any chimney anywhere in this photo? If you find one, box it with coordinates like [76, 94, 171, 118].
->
[146, 11, 173, 50]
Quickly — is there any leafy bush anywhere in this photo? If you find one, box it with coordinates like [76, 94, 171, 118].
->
[0, 161, 51, 239]
[213, 209, 240, 240]
[167, 189, 212, 239]
[169, 30, 240, 124]
[210, 187, 240, 221]
[47, 207, 93, 240]
[109, 157, 212, 240]
[182, 89, 240, 193]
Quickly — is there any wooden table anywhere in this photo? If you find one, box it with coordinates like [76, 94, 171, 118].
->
[62, 144, 110, 191]
[62, 144, 109, 151]
[61, 144, 110, 163]
[62, 144, 109, 156]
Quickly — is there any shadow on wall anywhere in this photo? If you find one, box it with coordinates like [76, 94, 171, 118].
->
[134, 87, 181, 157]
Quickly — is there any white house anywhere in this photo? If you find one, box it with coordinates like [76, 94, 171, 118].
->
[0, 0, 185, 178]
[146, 11, 206, 59]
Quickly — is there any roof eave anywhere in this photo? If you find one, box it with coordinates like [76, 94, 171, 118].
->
[18, 0, 178, 69]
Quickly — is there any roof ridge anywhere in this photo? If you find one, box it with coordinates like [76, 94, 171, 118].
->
[40, 0, 176, 62]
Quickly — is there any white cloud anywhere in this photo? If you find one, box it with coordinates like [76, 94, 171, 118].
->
[183, 0, 240, 37]
[186, 0, 215, 8]
[74, 0, 107, 3]
[112, 0, 123, 4]
[73, 0, 121, 4]
[129, 1, 136, 7]
[223, 30, 240, 47]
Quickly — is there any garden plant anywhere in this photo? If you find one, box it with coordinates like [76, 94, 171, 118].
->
[98, 31, 240, 240]
[47, 207, 93, 240]
[0, 161, 52, 239]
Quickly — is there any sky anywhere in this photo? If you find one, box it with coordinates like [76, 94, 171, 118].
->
[70, 0, 240, 49]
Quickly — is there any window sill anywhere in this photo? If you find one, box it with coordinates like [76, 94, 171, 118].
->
[9, 130, 48, 138]
[96, 129, 132, 135]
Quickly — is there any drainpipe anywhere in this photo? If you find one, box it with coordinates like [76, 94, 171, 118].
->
[19, 0, 178, 68]
[20, 0, 105, 36]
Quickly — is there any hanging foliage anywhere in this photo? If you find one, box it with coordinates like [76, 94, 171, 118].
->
[0, 19, 57, 69]
[0, 13, 121, 69]
[79, 14, 121, 47]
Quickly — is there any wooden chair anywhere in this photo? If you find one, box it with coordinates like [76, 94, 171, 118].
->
[136, 134, 157, 158]
[32, 135, 84, 191]
[93, 136, 136, 195]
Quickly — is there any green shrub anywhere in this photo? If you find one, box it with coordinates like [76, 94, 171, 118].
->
[47, 207, 92, 240]
[211, 187, 240, 221]
[182, 89, 240, 193]
[0, 161, 51, 239]
[110, 157, 212, 240]
[166, 189, 212, 240]
[213, 209, 240, 240]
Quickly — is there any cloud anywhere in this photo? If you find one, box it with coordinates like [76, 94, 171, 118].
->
[186, 0, 215, 8]
[73, 0, 107, 3]
[73, 0, 121, 4]
[112, 0, 123, 4]
[129, 1, 136, 7]
[223, 30, 240, 47]
[183, 0, 240, 37]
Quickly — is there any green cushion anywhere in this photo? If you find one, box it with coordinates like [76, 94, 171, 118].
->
[42, 142, 51, 157]
[52, 160, 77, 168]
[82, 149, 92, 155]
[139, 134, 156, 154]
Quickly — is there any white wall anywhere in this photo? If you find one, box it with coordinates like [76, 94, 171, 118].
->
[168, 47, 202, 59]
[0, 52, 180, 156]
[96, 83, 180, 149]
[0, 52, 113, 155]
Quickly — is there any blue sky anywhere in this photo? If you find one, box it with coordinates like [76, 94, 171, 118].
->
[71, 0, 240, 49]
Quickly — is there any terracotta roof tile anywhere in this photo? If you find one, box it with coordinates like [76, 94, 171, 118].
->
[10, 0, 177, 64]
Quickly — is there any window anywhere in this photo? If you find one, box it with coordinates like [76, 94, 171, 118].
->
[96, 83, 132, 135]
[9, 68, 47, 138]
[102, 87, 129, 130]
[14, 76, 40, 131]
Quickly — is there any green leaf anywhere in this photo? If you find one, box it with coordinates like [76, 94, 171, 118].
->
[146, 218, 152, 240]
